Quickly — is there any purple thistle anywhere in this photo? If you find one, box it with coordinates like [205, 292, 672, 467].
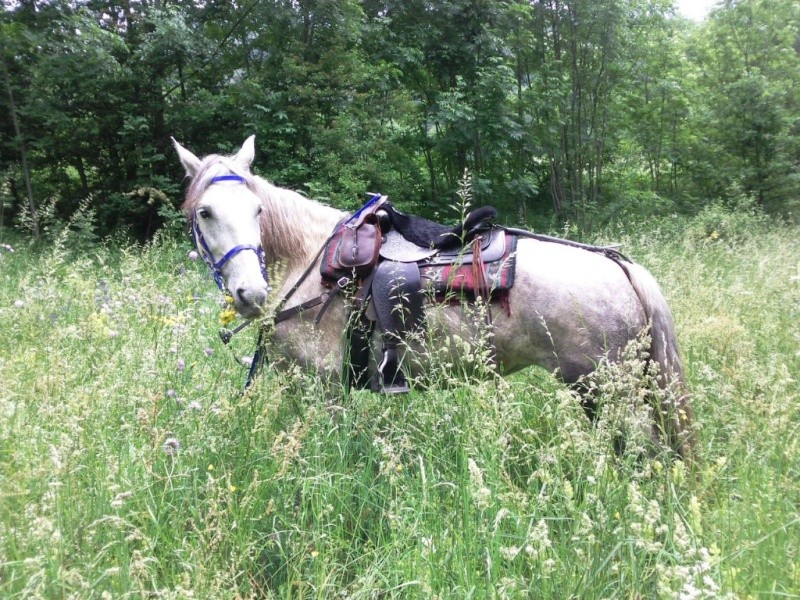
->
[162, 437, 181, 456]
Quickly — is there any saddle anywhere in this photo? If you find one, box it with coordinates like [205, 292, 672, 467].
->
[319, 196, 517, 393]
[321, 199, 511, 286]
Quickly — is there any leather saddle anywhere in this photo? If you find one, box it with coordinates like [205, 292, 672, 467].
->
[318, 197, 511, 394]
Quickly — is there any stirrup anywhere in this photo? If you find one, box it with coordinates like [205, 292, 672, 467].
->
[375, 348, 410, 394]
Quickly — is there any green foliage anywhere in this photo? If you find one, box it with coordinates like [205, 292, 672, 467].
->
[686, 191, 770, 245]
[1, 0, 798, 240]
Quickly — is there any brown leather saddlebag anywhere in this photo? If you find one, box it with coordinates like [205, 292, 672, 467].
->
[320, 197, 386, 284]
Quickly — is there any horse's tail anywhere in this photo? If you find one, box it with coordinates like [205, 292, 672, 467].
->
[619, 261, 697, 461]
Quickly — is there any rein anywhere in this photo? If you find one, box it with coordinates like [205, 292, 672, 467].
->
[239, 220, 348, 390]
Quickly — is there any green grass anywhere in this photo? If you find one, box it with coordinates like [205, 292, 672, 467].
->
[0, 211, 798, 598]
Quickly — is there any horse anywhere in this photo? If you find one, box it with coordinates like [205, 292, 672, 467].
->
[173, 135, 696, 460]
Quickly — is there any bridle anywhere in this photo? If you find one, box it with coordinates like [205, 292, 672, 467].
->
[191, 174, 269, 292]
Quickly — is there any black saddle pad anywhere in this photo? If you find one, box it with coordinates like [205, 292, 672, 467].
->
[381, 203, 497, 250]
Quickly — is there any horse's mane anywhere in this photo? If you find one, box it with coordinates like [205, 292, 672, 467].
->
[252, 178, 343, 266]
[182, 155, 343, 267]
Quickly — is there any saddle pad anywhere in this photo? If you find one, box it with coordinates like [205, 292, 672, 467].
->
[421, 234, 517, 296]
[424, 228, 506, 266]
[379, 230, 438, 262]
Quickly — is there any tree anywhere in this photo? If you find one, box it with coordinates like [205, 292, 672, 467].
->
[0, 22, 38, 238]
[687, 0, 800, 214]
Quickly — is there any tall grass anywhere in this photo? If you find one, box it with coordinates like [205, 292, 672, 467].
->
[0, 209, 797, 598]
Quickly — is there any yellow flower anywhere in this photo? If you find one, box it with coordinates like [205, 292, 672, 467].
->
[310, 550, 319, 558]
[219, 308, 237, 326]
[228, 484, 237, 493]
[207, 464, 215, 472]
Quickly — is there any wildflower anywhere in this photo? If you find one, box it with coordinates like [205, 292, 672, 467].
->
[207, 464, 215, 471]
[0, 243, 14, 252]
[166, 389, 176, 398]
[188, 250, 199, 260]
[220, 307, 237, 326]
[526, 519, 552, 558]
[187, 400, 202, 411]
[467, 457, 491, 509]
[688, 495, 703, 535]
[204, 347, 213, 357]
[241, 355, 253, 368]
[310, 550, 319, 558]
[162, 437, 181, 456]
[14, 300, 24, 308]
[228, 484, 237, 493]
[177, 358, 185, 372]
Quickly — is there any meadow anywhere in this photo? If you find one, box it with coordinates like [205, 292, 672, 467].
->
[0, 205, 798, 599]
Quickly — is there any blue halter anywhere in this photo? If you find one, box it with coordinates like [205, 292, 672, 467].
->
[192, 174, 269, 291]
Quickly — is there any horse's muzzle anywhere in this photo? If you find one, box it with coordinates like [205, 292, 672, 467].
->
[234, 285, 269, 319]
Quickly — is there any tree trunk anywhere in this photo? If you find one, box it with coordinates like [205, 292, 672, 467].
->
[1, 47, 38, 239]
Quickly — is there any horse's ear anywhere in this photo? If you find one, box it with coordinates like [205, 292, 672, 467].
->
[172, 137, 202, 178]
[234, 135, 256, 170]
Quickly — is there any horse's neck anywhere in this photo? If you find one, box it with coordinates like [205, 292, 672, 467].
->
[257, 179, 344, 269]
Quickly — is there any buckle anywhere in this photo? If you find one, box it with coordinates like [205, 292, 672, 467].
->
[337, 276, 351, 289]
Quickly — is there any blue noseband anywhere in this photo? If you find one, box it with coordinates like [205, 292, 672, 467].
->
[209, 174, 247, 184]
[192, 174, 268, 291]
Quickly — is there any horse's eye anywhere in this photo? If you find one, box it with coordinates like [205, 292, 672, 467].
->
[198, 208, 211, 220]
[256, 206, 263, 217]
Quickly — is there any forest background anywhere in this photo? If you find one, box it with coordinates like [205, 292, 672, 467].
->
[2, 0, 799, 243]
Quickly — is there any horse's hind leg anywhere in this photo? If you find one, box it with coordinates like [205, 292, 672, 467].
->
[570, 381, 598, 422]
[570, 381, 631, 456]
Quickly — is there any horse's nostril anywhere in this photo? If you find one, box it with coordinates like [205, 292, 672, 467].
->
[237, 287, 267, 307]
[253, 288, 267, 306]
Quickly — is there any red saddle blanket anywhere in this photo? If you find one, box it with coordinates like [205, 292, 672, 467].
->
[420, 233, 517, 299]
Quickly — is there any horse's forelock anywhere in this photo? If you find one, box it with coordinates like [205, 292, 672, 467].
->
[181, 156, 255, 214]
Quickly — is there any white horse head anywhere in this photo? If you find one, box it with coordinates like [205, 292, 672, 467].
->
[173, 135, 270, 319]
